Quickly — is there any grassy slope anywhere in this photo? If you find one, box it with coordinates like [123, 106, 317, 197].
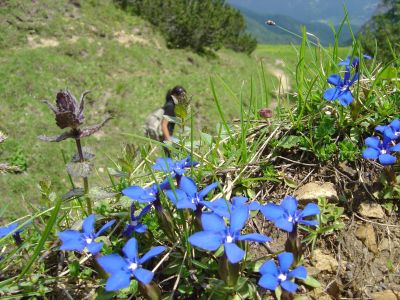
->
[0, 0, 279, 217]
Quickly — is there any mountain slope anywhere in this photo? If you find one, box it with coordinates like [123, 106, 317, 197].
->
[0, 0, 275, 216]
[234, 5, 360, 45]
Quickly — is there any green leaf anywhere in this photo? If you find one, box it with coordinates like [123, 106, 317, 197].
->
[192, 259, 209, 270]
[278, 135, 302, 149]
[62, 188, 84, 201]
[66, 161, 93, 177]
[301, 275, 321, 288]
[284, 177, 298, 188]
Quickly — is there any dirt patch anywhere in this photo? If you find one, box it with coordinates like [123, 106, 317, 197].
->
[113, 30, 149, 46]
[27, 35, 59, 48]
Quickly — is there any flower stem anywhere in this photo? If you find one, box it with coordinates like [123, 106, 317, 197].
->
[75, 138, 92, 214]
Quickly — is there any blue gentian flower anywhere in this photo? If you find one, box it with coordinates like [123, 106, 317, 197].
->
[123, 205, 152, 237]
[261, 196, 320, 232]
[59, 215, 115, 255]
[375, 119, 400, 140]
[188, 207, 271, 264]
[97, 238, 166, 291]
[152, 156, 198, 176]
[339, 55, 372, 67]
[202, 196, 262, 218]
[362, 136, 400, 165]
[323, 65, 358, 106]
[165, 176, 218, 210]
[0, 222, 26, 245]
[258, 252, 307, 293]
[122, 178, 171, 203]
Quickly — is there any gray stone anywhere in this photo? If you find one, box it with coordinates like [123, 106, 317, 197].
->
[294, 182, 338, 203]
[358, 203, 385, 219]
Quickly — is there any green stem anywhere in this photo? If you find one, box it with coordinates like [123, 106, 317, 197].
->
[75, 138, 92, 214]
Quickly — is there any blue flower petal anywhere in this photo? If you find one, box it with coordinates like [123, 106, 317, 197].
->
[179, 176, 198, 197]
[288, 266, 307, 279]
[135, 223, 147, 233]
[201, 212, 226, 232]
[362, 147, 379, 159]
[97, 254, 127, 274]
[378, 153, 397, 165]
[258, 273, 279, 291]
[389, 143, 400, 152]
[249, 201, 262, 211]
[261, 204, 284, 221]
[188, 231, 223, 251]
[323, 88, 340, 101]
[338, 90, 353, 106]
[278, 252, 294, 273]
[281, 280, 299, 293]
[232, 196, 248, 206]
[133, 268, 154, 284]
[390, 119, 400, 130]
[384, 127, 398, 140]
[275, 218, 294, 232]
[153, 158, 174, 172]
[86, 241, 103, 254]
[202, 198, 230, 217]
[224, 242, 245, 264]
[229, 205, 249, 232]
[176, 198, 197, 210]
[199, 182, 219, 199]
[237, 233, 271, 243]
[300, 203, 320, 217]
[0, 223, 18, 238]
[96, 220, 115, 237]
[59, 238, 85, 252]
[259, 259, 278, 275]
[165, 189, 187, 205]
[281, 196, 298, 216]
[58, 230, 82, 241]
[105, 270, 131, 291]
[327, 74, 342, 86]
[123, 186, 155, 203]
[139, 246, 166, 264]
[365, 137, 380, 149]
[375, 125, 387, 133]
[82, 214, 95, 235]
[123, 238, 138, 260]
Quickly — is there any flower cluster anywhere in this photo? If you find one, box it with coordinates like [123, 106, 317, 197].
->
[323, 55, 371, 106]
[56, 156, 320, 296]
[362, 119, 400, 165]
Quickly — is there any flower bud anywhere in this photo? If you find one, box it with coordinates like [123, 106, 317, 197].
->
[259, 108, 273, 119]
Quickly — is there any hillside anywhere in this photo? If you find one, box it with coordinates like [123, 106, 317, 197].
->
[0, 0, 277, 217]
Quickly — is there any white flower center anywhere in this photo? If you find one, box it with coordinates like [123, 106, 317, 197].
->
[131, 220, 138, 226]
[85, 238, 93, 244]
[278, 273, 287, 281]
[128, 262, 138, 271]
[341, 85, 349, 91]
[226, 235, 234, 243]
[381, 149, 387, 154]
[288, 215, 293, 222]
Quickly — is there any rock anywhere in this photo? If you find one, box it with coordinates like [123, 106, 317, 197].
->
[338, 161, 357, 177]
[294, 182, 338, 203]
[358, 203, 385, 219]
[313, 249, 338, 273]
[379, 238, 390, 252]
[309, 287, 332, 300]
[371, 290, 400, 300]
[355, 224, 379, 254]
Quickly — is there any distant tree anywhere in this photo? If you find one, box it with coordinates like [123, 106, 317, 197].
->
[115, 0, 257, 54]
[361, 0, 400, 63]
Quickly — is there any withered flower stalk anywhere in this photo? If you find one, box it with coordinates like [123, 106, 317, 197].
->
[39, 90, 111, 214]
